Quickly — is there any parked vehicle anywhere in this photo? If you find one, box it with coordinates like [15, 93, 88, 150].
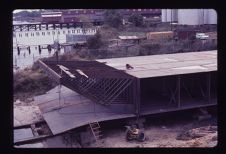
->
[196, 33, 209, 39]
[125, 125, 145, 142]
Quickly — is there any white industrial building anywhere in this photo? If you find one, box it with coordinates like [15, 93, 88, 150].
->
[161, 9, 178, 22]
[161, 9, 217, 25]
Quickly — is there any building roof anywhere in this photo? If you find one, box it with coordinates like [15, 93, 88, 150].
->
[118, 36, 146, 40]
[97, 50, 217, 79]
[147, 31, 173, 34]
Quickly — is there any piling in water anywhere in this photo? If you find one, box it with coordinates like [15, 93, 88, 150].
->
[38, 45, 41, 55]
[17, 47, 20, 55]
[28, 46, 31, 55]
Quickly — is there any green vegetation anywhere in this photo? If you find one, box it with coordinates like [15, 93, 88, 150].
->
[13, 10, 41, 18]
[128, 14, 144, 27]
[104, 10, 123, 28]
[87, 31, 105, 49]
[14, 63, 57, 102]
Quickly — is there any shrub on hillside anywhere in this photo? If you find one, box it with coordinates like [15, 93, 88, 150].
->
[128, 14, 144, 27]
[104, 10, 123, 28]
[14, 68, 57, 101]
[87, 31, 103, 49]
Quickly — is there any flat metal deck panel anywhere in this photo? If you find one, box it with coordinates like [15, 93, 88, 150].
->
[35, 86, 93, 113]
[97, 50, 217, 67]
[42, 103, 135, 135]
[109, 58, 216, 72]
[43, 96, 216, 135]
[35, 86, 135, 135]
[97, 50, 217, 78]
[14, 128, 34, 143]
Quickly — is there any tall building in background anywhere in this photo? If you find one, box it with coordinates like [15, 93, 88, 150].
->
[161, 9, 217, 25]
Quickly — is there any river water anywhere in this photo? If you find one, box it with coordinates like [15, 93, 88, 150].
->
[13, 25, 97, 70]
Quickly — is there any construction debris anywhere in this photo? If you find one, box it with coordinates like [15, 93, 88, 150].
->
[176, 125, 217, 141]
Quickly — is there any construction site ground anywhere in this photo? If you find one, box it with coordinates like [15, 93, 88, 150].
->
[88, 115, 217, 147]
[14, 87, 217, 148]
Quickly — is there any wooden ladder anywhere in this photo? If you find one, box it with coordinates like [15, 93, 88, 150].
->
[89, 121, 103, 143]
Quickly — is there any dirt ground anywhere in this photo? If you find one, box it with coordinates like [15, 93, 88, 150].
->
[87, 124, 217, 148]
[87, 114, 217, 148]
[14, 99, 44, 127]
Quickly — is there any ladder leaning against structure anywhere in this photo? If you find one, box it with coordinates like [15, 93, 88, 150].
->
[89, 121, 103, 144]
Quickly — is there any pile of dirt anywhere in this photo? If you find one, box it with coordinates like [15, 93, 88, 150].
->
[176, 125, 217, 141]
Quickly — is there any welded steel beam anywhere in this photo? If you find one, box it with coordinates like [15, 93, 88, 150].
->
[105, 79, 133, 105]
[177, 75, 181, 108]
[133, 78, 141, 116]
[207, 72, 211, 104]
[39, 60, 135, 106]
[38, 60, 61, 84]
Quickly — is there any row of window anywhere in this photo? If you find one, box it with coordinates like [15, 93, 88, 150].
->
[17, 29, 96, 37]
[126, 9, 159, 12]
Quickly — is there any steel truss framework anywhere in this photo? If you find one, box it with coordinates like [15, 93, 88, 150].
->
[39, 60, 136, 106]
[38, 60, 217, 117]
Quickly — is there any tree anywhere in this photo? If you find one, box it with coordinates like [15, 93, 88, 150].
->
[13, 10, 41, 18]
[128, 13, 144, 27]
[87, 31, 103, 49]
[79, 15, 93, 34]
[104, 10, 122, 28]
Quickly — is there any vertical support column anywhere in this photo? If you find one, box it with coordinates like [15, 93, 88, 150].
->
[46, 24, 48, 30]
[39, 24, 41, 30]
[27, 25, 29, 31]
[207, 72, 211, 104]
[133, 79, 137, 115]
[133, 78, 140, 117]
[35, 24, 37, 31]
[177, 75, 181, 108]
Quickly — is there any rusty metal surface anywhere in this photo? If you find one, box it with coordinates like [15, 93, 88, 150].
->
[39, 60, 136, 106]
[38, 60, 61, 84]
[34, 85, 135, 135]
